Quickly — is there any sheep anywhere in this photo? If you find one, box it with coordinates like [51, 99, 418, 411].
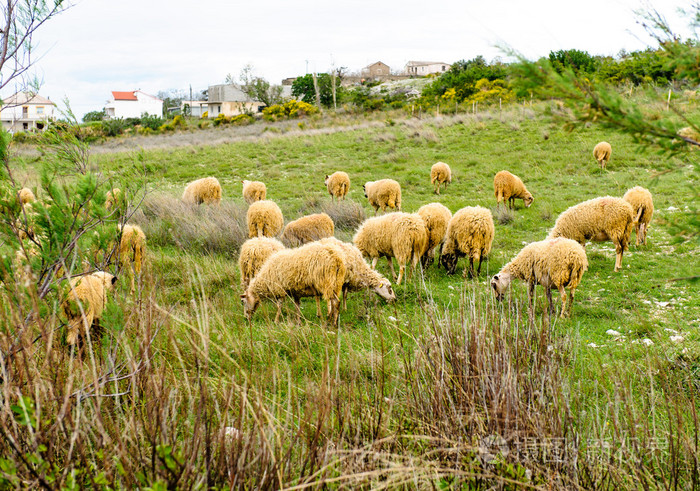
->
[493, 170, 534, 209]
[62, 271, 117, 346]
[363, 179, 401, 214]
[238, 237, 285, 289]
[440, 206, 494, 278]
[430, 162, 452, 195]
[105, 188, 122, 210]
[324, 171, 350, 201]
[117, 224, 146, 292]
[280, 213, 334, 247]
[18, 187, 35, 205]
[547, 196, 634, 272]
[623, 186, 654, 246]
[352, 212, 428, 285]
[416, 202, 452, 268]
[182, 177, 222, 205]
[247, 200, 284, 238]
[593, 141, 612, 169]
[240, 242, 346, 327]
[319, 237, 395, 309]
[242, 180, 267, 204]
[491, 237, 588, 319]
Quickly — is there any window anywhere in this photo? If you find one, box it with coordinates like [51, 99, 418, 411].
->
[22, 106, 28, 117]
[36, 106, 44, 115]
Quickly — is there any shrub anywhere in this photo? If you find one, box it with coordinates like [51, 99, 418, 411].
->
[201, 111, 208, 119]
[82, 109, 105, 122]
[140, 113, 165, 131]
[230, 114, 254, 126]
[213, 114, 230, 126]
[262, 99, 318, 121]
[101, 118, 127, 137]
[172, 115, 185, 128]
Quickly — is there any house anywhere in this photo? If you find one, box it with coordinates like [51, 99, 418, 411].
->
[404, 61, 451, 76]
[207, 84, 265, 118]
[361, 61, 391, 79]
[0, 92, 56, 132]
[180, 100, 208, 117]
[104, 90, 163, 119]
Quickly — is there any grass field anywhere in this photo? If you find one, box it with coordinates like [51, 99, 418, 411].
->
[3, 100, 699, 488]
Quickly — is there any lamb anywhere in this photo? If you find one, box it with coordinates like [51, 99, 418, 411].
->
[319, 237, 395, 309]
[363, 179, 401, 214]
[240, 242, 346, 327]
[430, 162, 452, 195]
[247, 200, 284, 238]
[182, 177, 222, 205]
[324, 172, 350, 201]
[105, 188, 122, 210]
[440, 206, 495, 278]
[416, 202, 452, 267]
[623, 186, 654, 246]
[280, 213, 334, 247]
[352, 212, 428, 285]
[593, 141, 612, 169]
[62, 271, 117, 346]
[117, 224, 146, 292]
[238, 237, 285, 289]
[493, 170, 534, 209]
[18, 188, 35, 205]
[242, 180, 267, 204]
[491, 238, 588, 319]
[547, 196, 634, 272]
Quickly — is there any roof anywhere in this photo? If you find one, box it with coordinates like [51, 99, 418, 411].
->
[2, 92, 55, 106]
[111, 91, 138, 101]
[365, 61, 389, 68]
[405, 61, 450, 66]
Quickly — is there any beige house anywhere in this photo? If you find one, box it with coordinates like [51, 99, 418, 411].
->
[361, 61, 391, 79]
[404, 61, 451, 76]
[207, 84, 265, 118]
[0, 92, 56, 132]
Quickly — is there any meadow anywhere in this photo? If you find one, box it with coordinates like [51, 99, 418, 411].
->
[2, 100, 699, 488]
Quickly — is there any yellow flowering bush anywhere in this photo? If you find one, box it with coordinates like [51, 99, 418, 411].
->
[467, 78, 514, 104]
[263, 100, 319, 121]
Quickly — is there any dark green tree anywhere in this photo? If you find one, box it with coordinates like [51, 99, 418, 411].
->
[548, 49, 599, 74]
[291, 73, 342, 107]
[82, 109, 105, 122]
[421, 56, 508, 101]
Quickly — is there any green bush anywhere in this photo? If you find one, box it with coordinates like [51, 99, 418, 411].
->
[422, 56, 508, 102]
[213, 114, 230, 126]
[101, 118, 127, 137]
[262, 100, 318, 121]
[140, 114, 164, 131]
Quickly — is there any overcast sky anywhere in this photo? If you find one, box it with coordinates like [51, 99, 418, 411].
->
[19, 0, 694, 119]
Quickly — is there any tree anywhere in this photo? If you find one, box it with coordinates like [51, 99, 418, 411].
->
[548, 49, 599, 74]
[291, 73, 342, 107]
[421, 56, 508, 102]
[226, 64, 283, 107]
[82, 109, 105, 122]
[0, 0, 69, 98]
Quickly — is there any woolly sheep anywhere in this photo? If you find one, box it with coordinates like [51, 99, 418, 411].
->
[247, 200, 284, 238]
[430, 162, 452, 195]
[623, 186, 654, 246]
[242, 180, 267, 204]
[18, 187, 35, 205]
[352, 212, 428, 285]
[105, 188, 122, 210]
[593, 142, 612, 169]
[240, 242, 346, 327]
[62, 271, 117, 346]
[238, 237, 285, 289]
[324, 172, 350, 201]
[281, 213, 334, 247]
[491, 238, 588, 319]
[547, 196, 633, 272]
[440, 206, 495, 278]
[117, 224, 146, 292]
[319, 237, 395, 309]
[363, 179, 401, 214]
[493, 170, 534, 209]
[416, 202, 452, 268]
[182, 177, 222, 205]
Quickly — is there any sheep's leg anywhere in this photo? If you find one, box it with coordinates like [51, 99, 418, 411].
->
[558, 286, 567, 318]
[476, 256, 483, 276]
[387, 257, 397, 281]
[328, 298, 340, 328]
[545, 287, 555, 316]
[293, 297, 303, 325]
[274, 301, 282, 323]
[527, 281, 536, 324]
[566, 288, 575, 318]
[315, 296, 322, 318]
[464, 258, 475, 278]
[342, 286, 348, 311]
[614, 246, 624, 272]
[371, 257, 378, 270]
[641, 223, 648, 245]
[396, 264, 405, 286]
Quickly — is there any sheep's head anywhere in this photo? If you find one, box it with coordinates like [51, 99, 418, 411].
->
[93, 271, 117, 291]
[239, 291, 259, 320]
[372, 280, 396, 303]
[440, 252, 459, 275]
[490, 272, 512, 302]
[363, 183, 368, 198]
[421, 253, 434, 269]
[523, 193, 534, 208]
[324, 175, 330, 186]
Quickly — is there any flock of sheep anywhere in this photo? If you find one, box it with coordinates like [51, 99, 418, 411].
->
[13, 139, 654, 345]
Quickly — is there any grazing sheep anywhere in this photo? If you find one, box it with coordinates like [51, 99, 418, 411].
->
[242, 180, 267, 204]
[493, 170, 534, 209]
[430, 162, 452, 195]
[18, 188, 35, 205]
[281, 213, 334, 247]
[324, 172, 350, 201]
[105, 188, 122, 210]
[416, 202, 452, 268]
[247, 200, 284, 238]
[182, 177, 222, 205]
[62, 271, 117, 346]
[363, 179, 402, 214]
[593, 142, 612, 169]
[320, 237, 395, 309]
[353, 212, 428, 285]
[240, 242, 346, 327]
[547, 196, 634, 272]
[491, 238, 588, 319]
[117, 224, 146, 292]
[623, 186, 654, 246]
[238, 237, 285, 289]
[441, 206, 495, 278]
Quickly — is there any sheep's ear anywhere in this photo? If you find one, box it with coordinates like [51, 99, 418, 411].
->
[111, 275, 118, 285]
[239, 294, 246, 300]
[325, 175, 329, 179]
[492, 274, 499, 281]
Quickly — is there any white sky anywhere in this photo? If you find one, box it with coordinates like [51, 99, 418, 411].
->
[15, 0, 694, 119]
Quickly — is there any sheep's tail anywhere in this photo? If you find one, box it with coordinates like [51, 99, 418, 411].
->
[256, 223, 264, 238]
[495, 187, 504, 204]
[340, 182, 348, 198]
[133, 240, 144, 275]
[635, 205, 644, 223]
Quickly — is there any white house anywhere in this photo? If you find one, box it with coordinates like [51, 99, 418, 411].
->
[207, 84, 265, 118]
[180, 100, 208, 117]
[104, 90, 163, 119]
[404, 61, 451, 76]
[0, 92, 56, 132]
